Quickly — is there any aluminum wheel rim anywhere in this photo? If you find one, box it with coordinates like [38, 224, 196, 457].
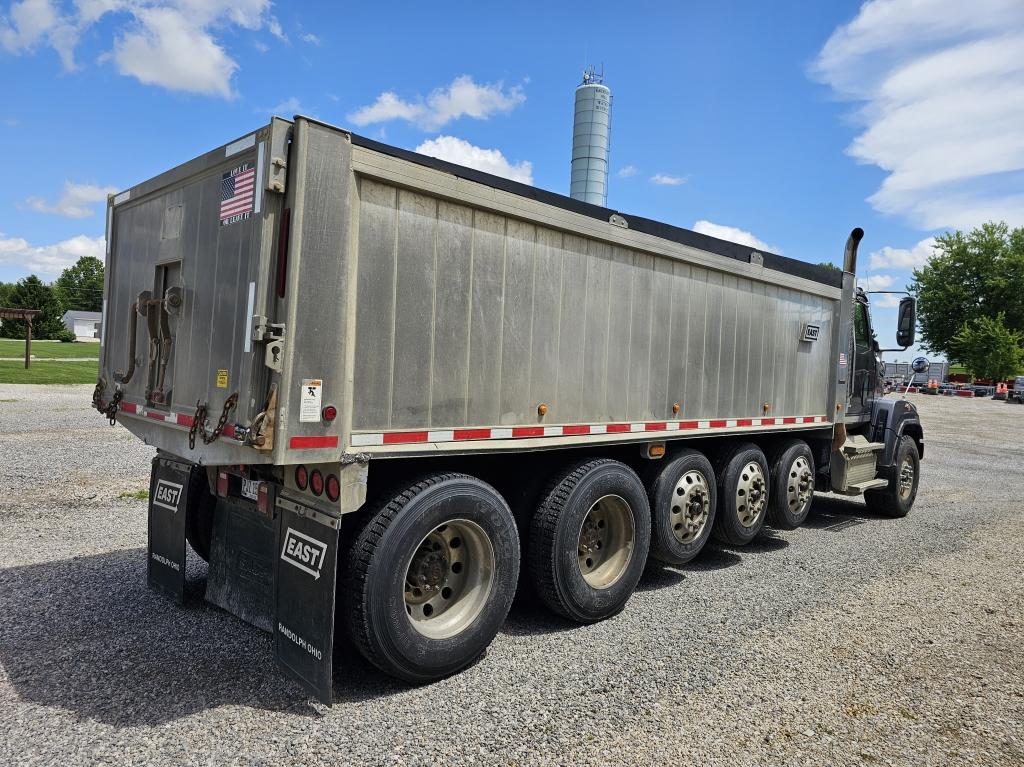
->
[735, 461, 767, 528]
[577, 494, 635, 589]
[786, 456, 813, 516]
[898, 456, 915, 500]
[404, 519, 495, 640]
[670, 470, 711, 544]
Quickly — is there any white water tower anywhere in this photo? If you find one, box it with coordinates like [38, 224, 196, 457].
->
[569, 66, 612, 207]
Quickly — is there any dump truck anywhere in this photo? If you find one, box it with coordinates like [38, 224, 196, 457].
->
[94, 116, 924, 703]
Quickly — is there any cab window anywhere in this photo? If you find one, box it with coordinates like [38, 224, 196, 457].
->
[854, 303, 870, 350]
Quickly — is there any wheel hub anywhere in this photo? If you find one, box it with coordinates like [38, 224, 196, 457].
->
[407, 541, 448, 594]
[577, 495, 635, 589]
[736, 462, 767, 527]
[898, 457, 915, 499]
[786, 456, 814, 514]
[670, 470, 711, 544]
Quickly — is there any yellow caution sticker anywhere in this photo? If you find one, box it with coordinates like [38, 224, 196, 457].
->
[216, 369, 229, 388]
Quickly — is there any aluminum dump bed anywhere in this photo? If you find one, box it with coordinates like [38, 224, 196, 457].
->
[100, 116, 844, 466]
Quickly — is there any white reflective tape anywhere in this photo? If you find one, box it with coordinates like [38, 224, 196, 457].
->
[428, 430, 454, 442]
[350, 433, 383, 446]
[666, 422, 680, 431]
[100, 298, 107, 349]
[630, 423, 644, 432]
[243, 281, 256, 353]
[491, 428, 513, 439]
[751, 418, 761, 426]
[543, 426, 562, 437]
[698, 420, 710, 429]
[254, 141, 265, 214]
[226, 133, 256, 156]
[726, 419, 737, 427]
[591, 424, 607, 434]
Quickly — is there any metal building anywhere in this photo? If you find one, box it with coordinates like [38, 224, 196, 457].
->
[569, 67, 612, 206]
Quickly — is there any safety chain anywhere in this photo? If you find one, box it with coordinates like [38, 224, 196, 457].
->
[92, 380, 123, 426]
[189, 393, 238, 449]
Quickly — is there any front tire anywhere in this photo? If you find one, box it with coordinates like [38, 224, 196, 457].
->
[711, 442, 770, 546]
[864, 436, 920, 518]
[342, 473, 520, 682]
[529, 459, 650, 623]
[643, 449, 717, 565]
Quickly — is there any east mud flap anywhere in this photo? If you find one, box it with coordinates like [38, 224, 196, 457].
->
[147, 455, 192, 603]
[273, 495, 341, 706]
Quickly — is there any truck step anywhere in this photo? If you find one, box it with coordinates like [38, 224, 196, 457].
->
[846, 478, 888, 492]
[841, 434, 885, 456]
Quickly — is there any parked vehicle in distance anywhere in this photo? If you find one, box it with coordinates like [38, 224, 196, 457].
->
[92, 116, 926, 703]
[1011, 376, 1024, 403]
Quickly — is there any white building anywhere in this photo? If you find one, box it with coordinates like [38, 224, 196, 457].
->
[62, 310, 102, 340]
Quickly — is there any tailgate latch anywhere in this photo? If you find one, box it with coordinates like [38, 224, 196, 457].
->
[252, 315, 286, 373]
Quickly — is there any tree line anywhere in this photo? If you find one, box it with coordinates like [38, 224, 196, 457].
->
[0, 256, 104, 341]
[912, 221, 1024, 382]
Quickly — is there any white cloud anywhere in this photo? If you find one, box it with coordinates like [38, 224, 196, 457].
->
[0, 0, 274, 97]
[0, 232, 105, 275]
[857, 273, 896, 291]
[267, 15, 286, 43]
[25, 180, 117, 218]
[414, 136, 533, 185]
[301, 32, 319, 45]
[348, 75, 526, 130]
[261, 96, 303, 116]
[692, 220, 778, 253]
[868, 236, 936, 269]
[650, 173, 686, 186]
[616, 165, 638, 178]
[811, 0, 1024, 229]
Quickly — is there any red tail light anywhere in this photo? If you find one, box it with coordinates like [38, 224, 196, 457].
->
[217, 470, 229, 498]
[295, 465, 308, 491]
[257, 482, 270, 515]
[309, 469, 324, 496]
[326, 474, 340, 502]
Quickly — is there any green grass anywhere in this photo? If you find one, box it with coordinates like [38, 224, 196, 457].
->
[119, 489, 149, 500]
[0, 338, 100, 359]
[0, 359, 98, 384]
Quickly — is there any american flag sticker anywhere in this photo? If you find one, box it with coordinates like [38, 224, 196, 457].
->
[839, 352, 848, 366]
[220, 164, 256, 226]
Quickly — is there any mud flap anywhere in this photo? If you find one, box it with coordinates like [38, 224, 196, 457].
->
[146, 455, 191, 603]
[273, 495, 341, 706]
[205, 497, 276, 632]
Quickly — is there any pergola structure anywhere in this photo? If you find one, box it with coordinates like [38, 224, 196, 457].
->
[0, 308, 43, 368]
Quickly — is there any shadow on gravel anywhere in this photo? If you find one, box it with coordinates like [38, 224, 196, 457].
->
[0, 548, 340, 725]
[500, 594, 579, 637]
[803, 496, 879, 532]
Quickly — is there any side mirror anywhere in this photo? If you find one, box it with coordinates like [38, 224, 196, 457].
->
[897, 297, 916, 348]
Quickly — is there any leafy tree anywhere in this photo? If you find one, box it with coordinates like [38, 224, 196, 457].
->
[0, 281, 12, 308]
[910, 222, 1024, 357]
[949, 313, 1024, 382]
[54, 255, 104, 312]
[0, 275, 69, 340]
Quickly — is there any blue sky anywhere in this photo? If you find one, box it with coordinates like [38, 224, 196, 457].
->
[2, 0, 1022, 361]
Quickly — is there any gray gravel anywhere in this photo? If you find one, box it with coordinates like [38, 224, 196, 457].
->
[1, 384, 1022, 766]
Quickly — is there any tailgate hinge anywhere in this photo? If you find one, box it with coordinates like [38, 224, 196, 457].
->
[252, 315, 285, 372]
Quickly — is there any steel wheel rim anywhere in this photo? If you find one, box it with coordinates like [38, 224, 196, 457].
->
[735, 461, 767, 528]
[670, 470, 711, 544]
[404, 519, 495, 640]
[786, 456, 813, 516]
[898, 456, 915, 500]
[577, 494, 635, 589]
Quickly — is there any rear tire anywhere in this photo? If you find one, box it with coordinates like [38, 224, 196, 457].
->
[765, 439, 815, 530]
[529, 459, 650, 623]
[711, 442, 770, 546]
[184, 468, 216, 562]
[864, 436, 920, 518]
[342, 473, 520, 683]
[643, 449, 717, 565]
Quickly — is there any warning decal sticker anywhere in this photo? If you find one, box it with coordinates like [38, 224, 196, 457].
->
[299, 379, 323, 423]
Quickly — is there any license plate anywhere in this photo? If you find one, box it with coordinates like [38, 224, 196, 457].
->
[241, 478, 260, 501]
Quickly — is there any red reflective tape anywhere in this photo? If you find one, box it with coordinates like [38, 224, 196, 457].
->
[145, 410, 166, 422]
[709, 419, 728, 428]
[289, 435, 340, 449]
[176, 414, 193, 427]
[782, 417, 798, 424]
[120, 402, 137, 414]
[383, 431, 427, 444]
[222, 423, 236, 438]
[678, 420, 700, 430]
[645, 422, 667, 431]
[607, 423, 630, 433]
[736, 418, 753, 427]
[512, 426, 545, 438]
[562, 424, 591, 435]
[453, 428, 491, 441]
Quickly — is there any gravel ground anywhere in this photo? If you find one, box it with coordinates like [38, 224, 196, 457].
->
[1, 385, 1022, 766]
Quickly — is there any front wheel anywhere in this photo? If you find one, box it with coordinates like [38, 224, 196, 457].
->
[342, 473, 520, 682]
[864, 436, 920, 518]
